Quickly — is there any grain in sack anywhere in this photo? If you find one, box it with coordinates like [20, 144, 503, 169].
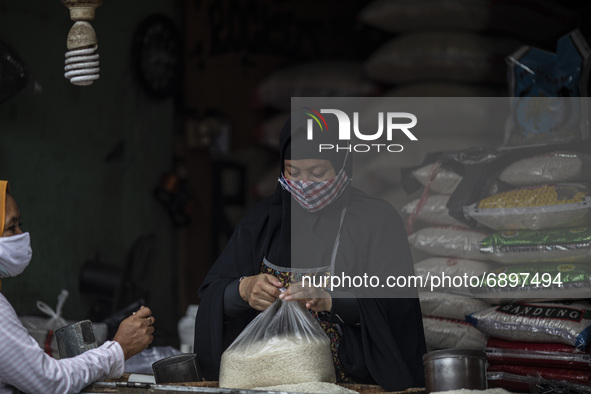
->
[422, 316, 488, 351]
[470, 262, 591, 303]
[419, 291, 492, 321]
[464, 183, 591, 231]
[499, 151, 591, 187]
[408, 226, 491, 261]
[479, 227, 591, 264]
[402, 194, 468, 228]
[219, 293, 335, 389]
[467, 302, 591, 349]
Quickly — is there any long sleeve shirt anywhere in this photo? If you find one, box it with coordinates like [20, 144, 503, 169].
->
[0, 293, 124, 394]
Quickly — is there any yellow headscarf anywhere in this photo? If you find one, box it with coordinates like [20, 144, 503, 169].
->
[0, 180, 8, 238]
[0, 180, 8, 290]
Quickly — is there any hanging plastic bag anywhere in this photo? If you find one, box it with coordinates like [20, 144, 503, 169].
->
[18, 289, 108, 358]
[19, 290, 70, 358]
[219, 290, 335, 389]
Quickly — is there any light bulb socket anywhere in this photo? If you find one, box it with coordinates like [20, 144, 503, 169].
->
[62, 0, 103, 21]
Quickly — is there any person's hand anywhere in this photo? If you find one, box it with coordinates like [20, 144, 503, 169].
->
[112, 306, 155, 360]
[239, 274, 283, 311]
[280, 281, 332, 313]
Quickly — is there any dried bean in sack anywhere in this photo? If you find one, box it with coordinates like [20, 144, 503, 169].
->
[464, 183, 591, 231]
[219, 295, 335, 389]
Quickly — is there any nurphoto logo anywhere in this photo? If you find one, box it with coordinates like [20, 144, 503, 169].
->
[304, 107, 418, 153]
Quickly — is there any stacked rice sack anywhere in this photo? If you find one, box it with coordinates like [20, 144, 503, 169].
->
[401, 152, 500, 352]
[458, 149, 591, 392]
[356, 0, 579, 95]
[403, 145, 591, 392]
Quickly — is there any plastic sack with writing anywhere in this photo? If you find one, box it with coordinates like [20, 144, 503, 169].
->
[467, 302, 591, 349]
[219, 291, 335, 389]
[464, 183, 591, 231]
[479, 227, 591, 264]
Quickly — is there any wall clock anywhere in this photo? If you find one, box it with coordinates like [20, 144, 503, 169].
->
[132, 14, 182, 99]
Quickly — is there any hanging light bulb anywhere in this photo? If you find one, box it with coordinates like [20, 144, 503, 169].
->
[62, 0, 102, 86]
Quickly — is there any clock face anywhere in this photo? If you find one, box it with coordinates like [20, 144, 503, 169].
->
[132, 14, 182, 99]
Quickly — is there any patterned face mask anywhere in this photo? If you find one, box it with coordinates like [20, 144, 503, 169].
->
[279, 167, 350, 212]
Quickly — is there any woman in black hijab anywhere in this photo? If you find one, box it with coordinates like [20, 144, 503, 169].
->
[194, 117, 427, 391]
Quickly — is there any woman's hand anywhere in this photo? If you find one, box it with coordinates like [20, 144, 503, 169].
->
[280, 281, 332, 313]
[239, 274, 284, 311]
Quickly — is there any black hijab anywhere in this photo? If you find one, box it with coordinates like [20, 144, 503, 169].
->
[263, 116, 353, 270]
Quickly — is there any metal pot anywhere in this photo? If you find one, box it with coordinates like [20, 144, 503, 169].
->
[423, 349, 487, 393]
[152, 353, 202, 383]
[55, 320, 98, 359]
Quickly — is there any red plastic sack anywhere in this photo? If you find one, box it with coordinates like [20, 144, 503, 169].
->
[486, 337, 591, 370]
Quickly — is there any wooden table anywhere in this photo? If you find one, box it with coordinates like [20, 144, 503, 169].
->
[81, 375, 426, 394]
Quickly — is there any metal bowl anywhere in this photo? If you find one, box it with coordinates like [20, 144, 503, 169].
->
[423, 349, 487, 393]
[152, 353, 202, 383]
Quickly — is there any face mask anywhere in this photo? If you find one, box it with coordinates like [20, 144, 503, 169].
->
[0, 232, 32, 278]
[279, 167, 350, 212]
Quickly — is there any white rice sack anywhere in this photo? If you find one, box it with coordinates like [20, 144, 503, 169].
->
[423, 317, 488, 351]
[364, 31, 521, 85]
[464, 183, 591, 231]
[499, 151, 591, 187]
[358, 0, 576, 43]
[414, 257, 495, 277]
[255, 61, 378, 110]
[402, 194, 468, 227]
[252, 382, 359, 394]
[408, 226, 492, 261]
[479, 227, 591, 264]
[469, 262, 591, 304]
[359, 0, 490, 33]
[384, 82, 504, 98]
[419, 292, 492, 321]
[466, 302, 591, 349]
[411, 164, 462, 195]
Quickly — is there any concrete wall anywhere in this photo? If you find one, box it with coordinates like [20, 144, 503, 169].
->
[0, 0, 182, 344]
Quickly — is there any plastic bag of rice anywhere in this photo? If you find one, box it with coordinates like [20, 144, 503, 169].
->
[499, 151, 591, 187]
[402, 194, 468, 228]
[479, 227, 591, 264]
[464, 183, 591, 231]
[219, 293, 335, 389]
[408, 226, 492, 261]
[466, 301, 591, 349]
[423, 316, 488, 351]
[419, 291, 492, 321]
[470, 262, 591, 303]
